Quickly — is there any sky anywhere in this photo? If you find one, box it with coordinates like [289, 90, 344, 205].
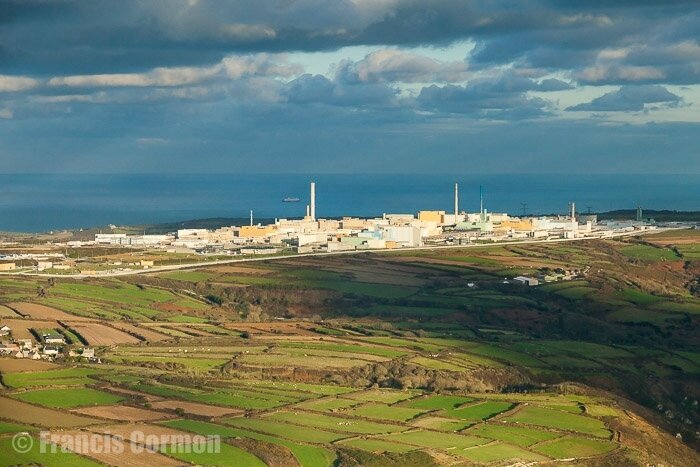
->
[0, 0, 699, 174]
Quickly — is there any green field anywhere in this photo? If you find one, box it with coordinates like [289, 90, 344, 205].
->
[534, 436, 617, 458]
[449, 401, 514, 420]
[10, 387, 124, 409]
[620, 244, 678, 261]
[344, 403, 426, 422]
[0, 437, 101, 467]
[162, 442, 266, 467]
[504, 406, 610, 438]
[405, 395, 474, 411]
[468, 423, 560, 447]
[0, 421, 36, 433]
[265, 411, 402, 435]
[457, 442, 546, 462]
[377, 430, 487, 450]
[336, 438, 416, 453]
[161, 419, 336, 467]
[2, 368, 102, 388]
[222, 417, 347, 443]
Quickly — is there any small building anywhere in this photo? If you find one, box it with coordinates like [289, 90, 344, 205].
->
[43, 333, 65, 345]
[0, 343, 19, 354]
[0, 325, 11, 337]
[43, 346, 60, 356]
[81, 348, 95, 359]
[36, 261, 53, 271]
[0, 262, 16, 271]
[513, 276, 540, 286]
[17, 338, 33, 349]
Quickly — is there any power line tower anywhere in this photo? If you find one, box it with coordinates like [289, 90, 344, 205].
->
[521, 202, 528, 217]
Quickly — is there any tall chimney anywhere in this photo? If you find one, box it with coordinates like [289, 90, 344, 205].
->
[310, 181, 316, 221]
[250, 210, 253, 227]
[454, 183, 459, 218]
[306, 205, 310, 218]
[571, 202, 576, 222]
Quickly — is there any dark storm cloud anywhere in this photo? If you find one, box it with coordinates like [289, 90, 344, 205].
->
[284, 74, 399, 107]
[416, 72, 570, 119]
[0, 0, 697, 81]
[0, 1, 697, 175]
[567, 85, 682, 112]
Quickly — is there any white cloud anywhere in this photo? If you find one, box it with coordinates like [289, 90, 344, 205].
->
[337, 49, 470, 84]
[0, 75, 38, 92]
[48, 54, 302, 88]
[577, 65, 665, 83]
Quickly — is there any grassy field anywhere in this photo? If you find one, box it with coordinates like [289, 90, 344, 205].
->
[161, 419, 336, 467]
[0, 437, 101, 467]
[2, 368, 102, 388]
[449, 401, 514, 420]
[504, 406, 610, 438]
[11, 387, 124, 409]
[468, 423, 560, 447]
[534, 436, 617, 458]
[620, 244, 679, 261]
[162, 442, 266, 466]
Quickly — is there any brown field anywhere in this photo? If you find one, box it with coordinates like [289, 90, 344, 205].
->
[222, 321, 319, 336]
[208, 265, 273, 275]
[0, 304, 21, 317]
[8, 302, 93, 321]
[0, 396, 101, 427]
[72, 404, 174, 422]
[45, 430, 185, 467]
[149, 400, 243, 417]
[91, 423, 195, 447]
[391, 255, 567, 270]
[65, 322, 141, 345]
[0, 318, 56, 339]
[109, 322, 170, 342]
[645, 229, 700, 245]
[163, 325, 214, 337]
[0, 358, 59, 373]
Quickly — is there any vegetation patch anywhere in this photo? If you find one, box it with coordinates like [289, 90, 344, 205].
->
[533, 435, 616, 458]
[11, 387, 125, 409]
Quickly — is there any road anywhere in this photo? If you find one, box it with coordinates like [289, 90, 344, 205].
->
[1, 228, 672, 279]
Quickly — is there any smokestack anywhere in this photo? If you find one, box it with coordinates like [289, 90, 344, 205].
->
[306, 205, 310, 218]
[310, 181, 316, 221]
[454, 183, 459, 218]
[250, 210, 253, 227]
[571, 202, 576, 222]
[479, 185, 484, 221]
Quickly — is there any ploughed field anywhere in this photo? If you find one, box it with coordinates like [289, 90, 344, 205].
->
[1, 231, 699, 465]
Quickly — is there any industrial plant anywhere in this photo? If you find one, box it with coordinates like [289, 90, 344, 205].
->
[0, 181, 667, 278]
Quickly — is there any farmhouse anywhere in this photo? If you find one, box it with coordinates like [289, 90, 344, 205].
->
[17, 338, 33, 349]
[513, 276, 540, 286]
[0, 343, 19, 354]
[43, 333, 66, 344]
[0, 325, 10, 337]
[43, 346, 60, 356]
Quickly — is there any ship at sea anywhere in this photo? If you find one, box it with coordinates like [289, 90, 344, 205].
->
[283, 197, 300, 202]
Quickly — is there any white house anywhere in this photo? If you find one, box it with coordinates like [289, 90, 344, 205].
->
[43, 333, 65, 345]
[513, 276, 540, 286]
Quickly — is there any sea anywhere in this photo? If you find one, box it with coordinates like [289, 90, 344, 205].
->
[0, 174, 698, 233]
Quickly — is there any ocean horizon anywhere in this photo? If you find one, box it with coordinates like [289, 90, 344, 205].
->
[1, 173, 698, 233]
